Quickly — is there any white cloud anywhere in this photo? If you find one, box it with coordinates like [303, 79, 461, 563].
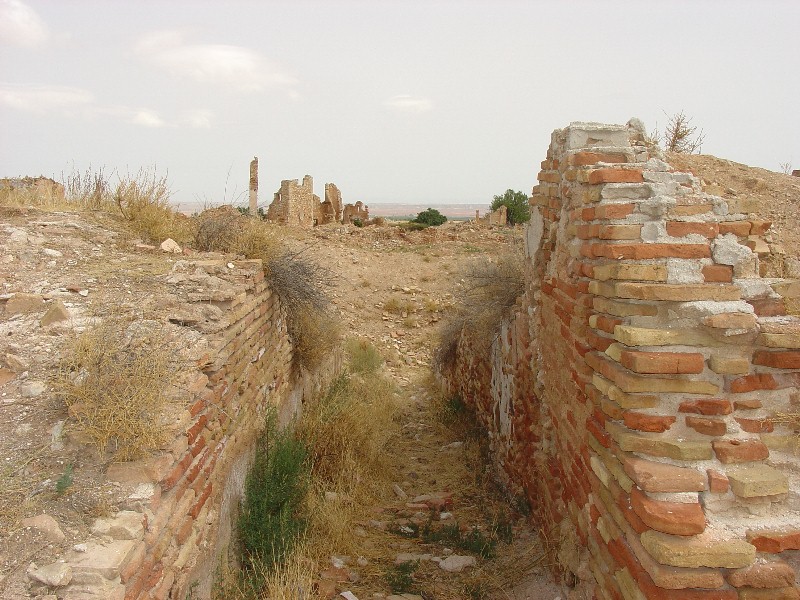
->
[0, 0, 49, 47]
[132, 109, 166, 128]
[180, 109, 213, 128]
[0, 83, 93, 113]
[384, 95, 433, 113]
[135, 30, 298, 93]
[0, 83, 204, 130]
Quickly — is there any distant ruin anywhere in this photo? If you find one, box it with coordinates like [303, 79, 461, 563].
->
[265, 174, 368, 227]
[474, 204, 508, 226]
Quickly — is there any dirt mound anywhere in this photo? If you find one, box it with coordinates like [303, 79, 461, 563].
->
[667, 152, 800, 259]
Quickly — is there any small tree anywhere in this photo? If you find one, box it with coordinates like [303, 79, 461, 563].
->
[657, 111, 705, 154]
[491, 189, 530, 225]
[412, 208, 447, 226]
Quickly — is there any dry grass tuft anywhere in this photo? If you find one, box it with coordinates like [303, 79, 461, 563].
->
[113, 168, 194, 244]
[384, 296, 415, 315]
[434, 250, 525, 372]
[295, 345, 397, 560]
[54, 318, 178, 461]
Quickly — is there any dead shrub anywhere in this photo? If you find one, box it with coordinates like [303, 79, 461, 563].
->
[192, 207, 337, 371]
[434, 251, 525, 372]
[286, 306, 341, 372]
[54, 319, 178, 461]
[654, 111, 706, 154]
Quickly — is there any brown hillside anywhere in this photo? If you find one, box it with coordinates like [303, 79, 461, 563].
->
[667, 152, 800, 262]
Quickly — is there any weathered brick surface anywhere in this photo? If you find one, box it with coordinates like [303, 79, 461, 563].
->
[53, 259, 342, 600]
[440, 121, 800, 600]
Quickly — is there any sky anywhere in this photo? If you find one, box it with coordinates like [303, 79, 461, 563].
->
[1, 1, 798, 210]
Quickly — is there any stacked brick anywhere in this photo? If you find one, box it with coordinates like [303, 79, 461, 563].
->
[52, 259, 340, 600]
[442, 121, 800, 599]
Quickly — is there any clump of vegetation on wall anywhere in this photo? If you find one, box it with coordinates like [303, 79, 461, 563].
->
[434, 250, 525, 372]
[193, 206, 340, 372]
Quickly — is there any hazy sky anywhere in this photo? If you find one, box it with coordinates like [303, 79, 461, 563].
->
[1, 1, 798, 209]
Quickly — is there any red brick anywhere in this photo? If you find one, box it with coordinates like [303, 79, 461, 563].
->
[585, 243, 711, 260]
[594, 314, 623, 334]
[748, 297, 786, 317]
[727, 559, 796, 588]
[630, 487, 706, 536]
[719, 221, 752, 236]
[753, 350, 800, 369]
[712, 439, 769, 464]
[587, 168, 644, 184]
[702, 264, 733, 283]
[707, 470, 729, 493]
[666, 222, 720, 238]
[747, 529, 800, 553]
[623, 412, 676, 433]
[734, 399, 762, 410]
[735, 417, 774, 433]
[620, 350, 705, 374]
[686, 415, 727, 436]
[595, 203, 636, 219]
[587, 329, 613, 352]
[729, 373, 778, 393]
[679, 399, 732, 416]
[160, 452, 193, 490]
[187, 414, 207, 444]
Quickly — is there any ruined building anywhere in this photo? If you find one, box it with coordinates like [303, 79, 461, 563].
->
[265, 175, 368, 227]
[342, 200, 369, 225]
[475, 204, 508, 226]
[266, 175, 319, 227]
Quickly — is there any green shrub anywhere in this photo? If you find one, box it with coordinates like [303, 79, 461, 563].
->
[352, 217, 363, 227]
[412, 207, 447, 226]
[490, 189, 530, 225]
[239, 411, 309, 575]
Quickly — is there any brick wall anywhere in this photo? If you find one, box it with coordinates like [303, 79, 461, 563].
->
[51, 258, 341, 600]
[441, 121, 800, 599]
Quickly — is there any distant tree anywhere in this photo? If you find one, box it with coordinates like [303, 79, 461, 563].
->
[412, 208, 447, 226]
[491, 189, 530, 225]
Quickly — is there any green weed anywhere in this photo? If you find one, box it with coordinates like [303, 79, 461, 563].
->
[238, 411, 309, 577]
[386, 560, 419, 593]
[55, 464, 74, 495]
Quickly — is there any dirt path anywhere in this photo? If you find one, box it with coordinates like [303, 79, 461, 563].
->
[299, 224, 563, 600]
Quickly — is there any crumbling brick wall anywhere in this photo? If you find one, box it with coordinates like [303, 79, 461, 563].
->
[48, 259, 341, 600]
[442, 121, 800, 599]
[342, 200, 369, 224]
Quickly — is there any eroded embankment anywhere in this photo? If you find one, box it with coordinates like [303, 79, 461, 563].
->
[441, 121, 800, 599]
